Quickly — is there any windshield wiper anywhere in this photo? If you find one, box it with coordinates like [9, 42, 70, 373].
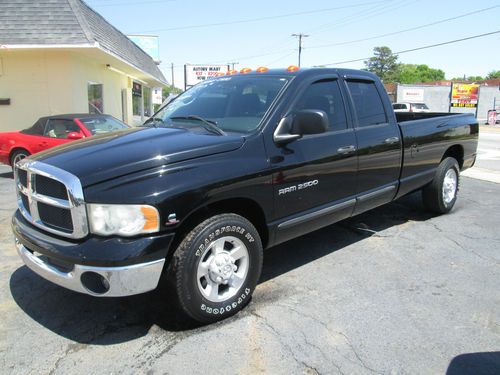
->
[144, 117, 165, 128]
[169, 115, 226, 136]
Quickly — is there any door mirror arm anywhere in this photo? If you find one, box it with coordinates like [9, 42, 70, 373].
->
[273, 115, 301, 145]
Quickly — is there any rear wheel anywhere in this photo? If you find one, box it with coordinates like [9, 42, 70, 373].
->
[10, 149, 30, 169]
[171, 213, 263, 323]
[422, 157, 460, 214]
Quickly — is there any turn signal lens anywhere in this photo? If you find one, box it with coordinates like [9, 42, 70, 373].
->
[287, 65, 299, 72]
[227, 70, 238, 75]
[256, 66, 269, 72]
[140, 206, 160, 231]
[240, 67, 252, 74]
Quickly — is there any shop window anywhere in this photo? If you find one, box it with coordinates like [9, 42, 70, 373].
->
[143, 87, 152, 117]
[132, 82, 142, 116]
[88, 83, 103, 114]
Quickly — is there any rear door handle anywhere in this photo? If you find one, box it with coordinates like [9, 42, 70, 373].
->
[384, 137, 400, 144]
[337, 145, 357, 154]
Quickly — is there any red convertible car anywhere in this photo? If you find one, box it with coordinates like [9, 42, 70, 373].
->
[0, 114, 129, 167]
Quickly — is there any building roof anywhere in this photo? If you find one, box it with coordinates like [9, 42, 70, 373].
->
[0, 0, 167, 85]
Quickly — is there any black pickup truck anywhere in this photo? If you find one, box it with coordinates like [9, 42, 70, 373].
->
[12, 68, 478, 323]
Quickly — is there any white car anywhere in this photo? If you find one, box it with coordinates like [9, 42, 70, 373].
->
[393, 102, 431, 113]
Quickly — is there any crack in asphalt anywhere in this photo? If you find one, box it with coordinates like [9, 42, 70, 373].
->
[277, 302, 379, 375]
[248, 310, 335, 374]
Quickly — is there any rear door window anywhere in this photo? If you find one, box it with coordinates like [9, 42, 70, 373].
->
[347, 81, 387, 127]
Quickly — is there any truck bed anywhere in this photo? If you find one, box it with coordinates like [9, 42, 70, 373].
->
[395, 112, 463, 122]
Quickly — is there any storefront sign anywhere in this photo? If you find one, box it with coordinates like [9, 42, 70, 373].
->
[451, 83, 480, 108]
[401, 88, 424, 102]
[184, 64, 229, 89]
[152, 88, 163, 105]
[132, 82, 142, 97]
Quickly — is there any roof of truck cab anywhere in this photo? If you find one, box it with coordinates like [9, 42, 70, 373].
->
[231, 68, 379, 79]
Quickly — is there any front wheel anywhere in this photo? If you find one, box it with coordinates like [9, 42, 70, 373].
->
[422, 157, 460, 214]
[171, 214, 263, 323]
[10, 149, 30, 169]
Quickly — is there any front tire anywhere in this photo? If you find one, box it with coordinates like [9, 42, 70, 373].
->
[10, 149, 30, 169]
[422, 157, 460, 214]
[172, 214, 263, 323]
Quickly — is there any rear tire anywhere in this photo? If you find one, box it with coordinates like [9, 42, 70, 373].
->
[171, 214, 263, 324]
[10, 149, 30, 169]
[422, 157, 460, 214]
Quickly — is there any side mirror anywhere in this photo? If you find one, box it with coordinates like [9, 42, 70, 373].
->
[292, 109, 328, 135]
[273, 110, 328, 145]
[67, 132, 83, 140]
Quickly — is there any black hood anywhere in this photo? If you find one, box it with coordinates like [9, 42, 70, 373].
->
[32, 127, 244, 186]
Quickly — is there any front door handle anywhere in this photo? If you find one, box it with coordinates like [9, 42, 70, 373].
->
[337, 145, 357, 154]
[384, 137, 400, 144]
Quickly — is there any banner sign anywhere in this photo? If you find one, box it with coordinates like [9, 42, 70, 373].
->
[401, 88, 424, 102]
[184, 64, 229, 89]
[451, 83, 480, 108]
[132, 82, 142, 97]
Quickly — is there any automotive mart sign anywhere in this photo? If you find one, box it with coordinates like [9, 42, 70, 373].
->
[451, 83, 480, 108]
[184, 64, 229, 89]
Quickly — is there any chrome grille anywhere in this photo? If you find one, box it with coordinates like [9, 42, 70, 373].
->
[15, 160, 88, 239]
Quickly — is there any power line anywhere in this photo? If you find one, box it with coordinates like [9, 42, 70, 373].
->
[306, 0, 414, 36]
[204, 0, 401, 66]
[317, 30, 500, 66]
[129, 0, 390, 33]
[308, 4, 500, 49]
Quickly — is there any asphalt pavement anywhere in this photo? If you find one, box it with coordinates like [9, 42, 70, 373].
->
[0, 138, 499, 374]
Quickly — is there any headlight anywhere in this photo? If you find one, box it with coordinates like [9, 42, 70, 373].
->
[88, 204, 160, 237]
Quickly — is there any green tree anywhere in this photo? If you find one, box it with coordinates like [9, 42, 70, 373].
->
[486, 70, 500, 79]
[398, 64, 445, 83]
[162, 85, 182, 98]
[466, 75, 484, 81]
[364, 46, 399, 83]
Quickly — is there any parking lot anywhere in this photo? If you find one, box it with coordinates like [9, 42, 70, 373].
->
[1, 150, 499, 374]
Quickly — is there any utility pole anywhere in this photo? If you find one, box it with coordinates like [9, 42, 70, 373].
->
[291, 33, 309, 67]
[227, 62, 239, 71]
[171, 62, 175, 87]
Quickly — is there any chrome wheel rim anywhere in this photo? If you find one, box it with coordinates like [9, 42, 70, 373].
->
[13, 153, 27, 166]
[443, 169, 457, 205]
[197, 236, 249, 303]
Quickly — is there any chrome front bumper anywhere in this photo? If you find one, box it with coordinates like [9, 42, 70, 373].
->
[16, 240, 165, 297]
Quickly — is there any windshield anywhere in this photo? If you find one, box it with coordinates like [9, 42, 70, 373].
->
[411, 103, 429, 110]
[79, 116, 128, 135]
[146, 75, 290, 134]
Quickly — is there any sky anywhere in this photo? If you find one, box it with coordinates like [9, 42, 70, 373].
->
[84, 0, 500, 89]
